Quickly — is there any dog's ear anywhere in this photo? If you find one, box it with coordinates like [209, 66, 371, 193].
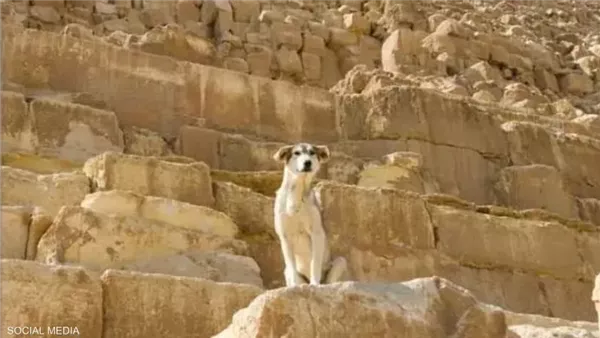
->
[273, 145, 293, 163]
[315, 145, 330, 163]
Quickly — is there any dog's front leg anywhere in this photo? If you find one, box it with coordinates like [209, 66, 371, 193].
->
[309, 217, 326, 285]
[275, 218, 302, 286]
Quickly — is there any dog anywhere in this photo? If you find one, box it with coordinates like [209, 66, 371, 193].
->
[272, 143, 348, 286]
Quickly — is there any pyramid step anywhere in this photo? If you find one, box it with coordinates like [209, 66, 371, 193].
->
[83, 152, 214, 207]
[35, 206, 247, 272]
[80, 190, 238, 238]
[1, 166, 90, 218]
[1, 91, 124, 163]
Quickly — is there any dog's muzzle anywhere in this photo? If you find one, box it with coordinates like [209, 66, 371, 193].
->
[301, 160, 312, 172]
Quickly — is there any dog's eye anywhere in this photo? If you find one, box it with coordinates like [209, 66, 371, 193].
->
[308, 150, 315, 156]
[293, 151, 301, 156]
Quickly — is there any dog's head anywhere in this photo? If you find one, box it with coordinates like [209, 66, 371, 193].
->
[273, 143, 330, 176]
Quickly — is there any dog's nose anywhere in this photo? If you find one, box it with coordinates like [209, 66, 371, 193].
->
[303, 160, 312, 169]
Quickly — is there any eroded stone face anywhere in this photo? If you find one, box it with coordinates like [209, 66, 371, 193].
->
[35, 206, 247, 271]
[101, 269, 262, 338]
[1, 260, 103, 338]
[83, 152, 215, 207]
[80, 190, 239, 238]
[1, 166, 90, 217]
[214, 277, 506, 338]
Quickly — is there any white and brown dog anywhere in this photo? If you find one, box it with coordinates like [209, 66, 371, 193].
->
[272, 143, 347, 286]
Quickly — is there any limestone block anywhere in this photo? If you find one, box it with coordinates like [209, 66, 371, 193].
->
[430, 204, 582, 279]
[559, 72, 594, 95]
[123, 126, 173, 157]
[1, 259, 102, 338]
[315, 181, 436, 252]
[1, 91, 37, 153]
[494, 165, 579, 219]
[83, 152, 215, 207]
[27, 98, 124, 163]
[35, 206, 246, 270]
[578, 198, 600, 226]
[119, 251, 263, 288]
[214, 277, 506, 338]
[101, 269, 262, 338]
[1, 206, 30, 259]
[1, 166, 90, 217]
[358, 152, 425, 193]
[80, 190, 238, 238]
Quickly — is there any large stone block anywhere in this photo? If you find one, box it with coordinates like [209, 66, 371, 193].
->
[2, 29, 191, 138]
[1, 166, 90, 217]
[315, 182, 436, 253]
[430, 204, 582, 279]
[81, 190, 238, 238]
[578, 198, 600, 226]
[35, 206, 247, 270]
[215, 277, 506, 338]
[338, 86, 508, 157]
[1, 91, 36, 153]
[494, 165, 578, 219]
[1, 260, 102, 338]
[30, 98, 124, 163]
[1, 206, 30, 259]
[83, 152, 215, 207]
[118, 251, 263, 288]
[102, 269, 262, 338]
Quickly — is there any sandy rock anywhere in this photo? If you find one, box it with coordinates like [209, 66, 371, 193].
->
[35, 206, 247, 270]
[594, 273, 600, 332]
[430, 203, 582, 279]
[1, 206, 30, 259]
[578, 198, 600, 227]
[494, 165, 579, 219]
[30, 98, 124, 163]
[102, 269, 262, 338]
[559, 72, 594, 95]
[1, 259, 102, 338]
[26, 207, 53, 260]
[435, 18, 472, 39]
[358, 151, 425, 193]
[463, 61, 505, 87]
[29, 6, 61, 24]
[83, 152, 215, 207]
[80, 190, 238, 238]
[123, 126, 172, 156]
[1, 166, 90, 217]
[118, 251, 263, 288]
[61, 23, 94, 39]
[1, 91, 36, 154]
[509, 325, 599, 338]
[131, 24, 216, 65]
[214, 277, 506, 338]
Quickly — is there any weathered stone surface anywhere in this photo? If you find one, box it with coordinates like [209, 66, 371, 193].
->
[1, 152, 81, 174]
[123, 126, 172, 156]
[102, 269, 262, 338]
[118, 251, 263, 288]
[494, 165, 579, 219]
[83, 152, 215, 207]
[1, 206, 30, 259]
[358, 152, 426, 193]
[35, 206, 247, 270]
[214, 277, 507, 338]
[1, 91, 36, 153]
[578, 198, 600, 226]
[26, 207, 54, 260]
[30, 98, 124, 163]
[502, 121, 600, 200]
[593, 273, 600, 332]
[1, 28, 339, 141]
[80, 190, 238, 238]
[211, 170, 282, 197]
[430, 204, 582, 279]
[1, 259, 102, 338]
[316, 181, 435, 253]
[1, 166, 90, 217]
